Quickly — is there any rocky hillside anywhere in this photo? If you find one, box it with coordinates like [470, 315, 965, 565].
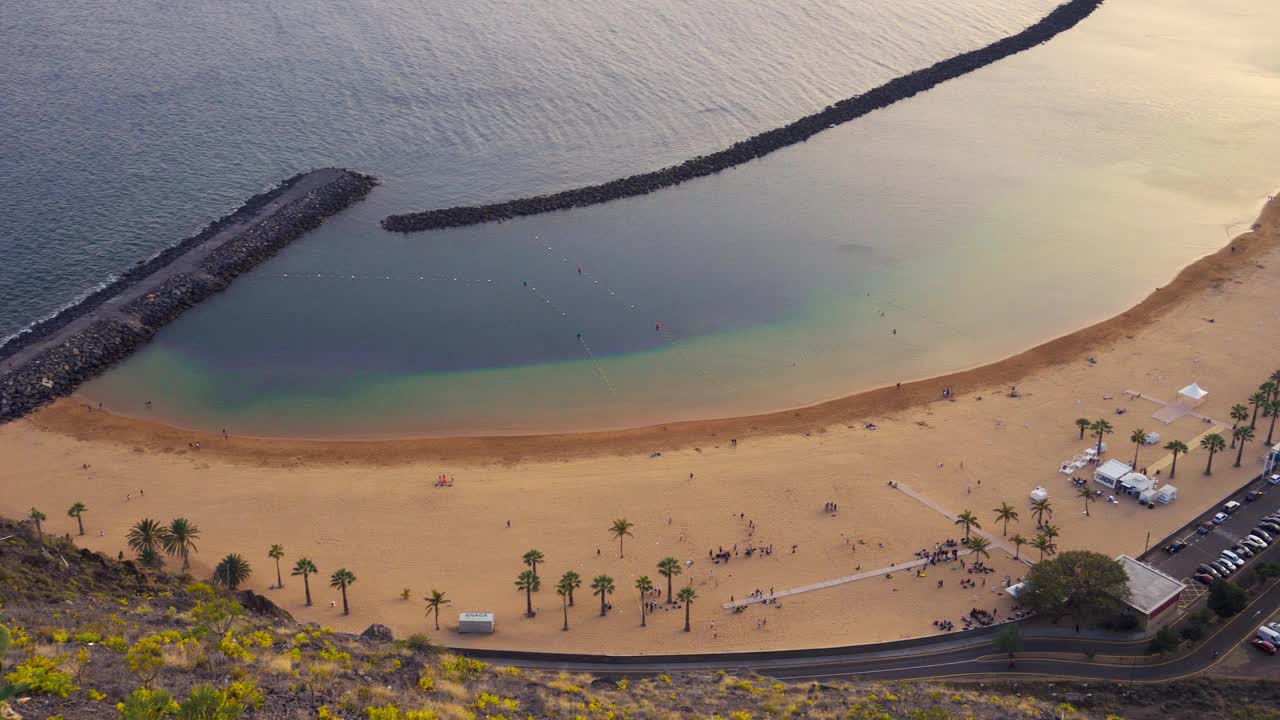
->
[1, 517, 1276, 719]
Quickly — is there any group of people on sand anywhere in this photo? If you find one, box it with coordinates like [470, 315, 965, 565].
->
[823, 501, 839, 513]
[916, 539, 961, 565]
[433, 474, 454, 487]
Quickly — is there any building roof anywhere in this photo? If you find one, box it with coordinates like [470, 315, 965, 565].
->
[1096, 459, 1132, 480]
[1116, 554, 1185, 616]
[1179, 383, 1208, 400]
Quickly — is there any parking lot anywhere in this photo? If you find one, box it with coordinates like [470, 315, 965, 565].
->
[1146, 474, 1280, 585]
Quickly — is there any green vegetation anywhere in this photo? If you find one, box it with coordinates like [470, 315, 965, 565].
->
[213, 554, 251, 590]
[1022, 550, 1130, 626]
[953, 510, 980, 541]
[67, 502, 88, 536]
[266, 545, 285, 589]
[521, 549, 544, 580]
[330, 568, 356, 616]
[162, 518, 200, 573]
[657, 557, 682, 603]
[1201, 432, 1226, 474]
[423, 589, 447, 632]
[1207, 580, 1248, 618]
[591, 575, 615, 617]
[677, 585, 697, 633]
[291, 558, 318, 607]
[514, 570, 539, 617]
[992, 502, 1018, 536]
[609, 517, 635, 558]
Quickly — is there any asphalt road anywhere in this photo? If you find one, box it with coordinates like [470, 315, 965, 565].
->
[509, 573, 1280, 683]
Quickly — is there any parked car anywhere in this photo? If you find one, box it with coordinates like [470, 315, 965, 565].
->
[1252, 528, 1275, 542]
[1268, 622, 1280, 634]
[1213, 512, 1229, 524]
[1209, 560, 1233, 576]
[1245, 535, 1269, 549]
[1224, 501, 1242, 514]
[1216, 557, 1239, 571]
[1246, 490, 1265, 502]
[1221, 549, 1243, 565]
[1253, 638, 1278, 656]
[1164, 541, 1187, 554]
[1194, 573, 1215, 586]
[1198, 564, 1223, 579]
[1268, 473, 1280, 485]
[1198, 521, 1216, 535]
[1232, 544, 1255, 558]
[1258, 521, 1280, 534]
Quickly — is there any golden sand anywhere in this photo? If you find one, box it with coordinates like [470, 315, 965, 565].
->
[2, 198, 1278, 653]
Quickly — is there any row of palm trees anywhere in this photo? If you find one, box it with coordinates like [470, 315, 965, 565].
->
[24, 501, 91, 547]
[515, 545, 698, 632]
[956, 498, 1059, 563]
[126, 517, 201, 571]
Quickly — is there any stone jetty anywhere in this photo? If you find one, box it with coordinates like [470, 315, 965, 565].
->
[0, 168, 377, 423]
[382, 0, 1104, 233]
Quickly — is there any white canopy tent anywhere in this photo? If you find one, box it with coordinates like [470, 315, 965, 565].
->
[1095, 459, 1133, 488]
[1156, 485, 1177, 504]
[1178, 383, 1208, 406]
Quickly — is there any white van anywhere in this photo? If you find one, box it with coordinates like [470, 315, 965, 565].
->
[1258, 625, 1280, 645]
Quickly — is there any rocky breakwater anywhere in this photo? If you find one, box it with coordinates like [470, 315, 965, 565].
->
[0, 168, 377, 423]
[382, 0, 1104, 233]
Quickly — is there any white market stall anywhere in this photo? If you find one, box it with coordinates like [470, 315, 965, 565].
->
[1117, 472, 1153, 498]
[1156, 485, 1177, 504]
[1095, 459, 1133, 488]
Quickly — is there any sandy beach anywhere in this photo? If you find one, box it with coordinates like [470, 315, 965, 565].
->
[2, 195, 1278, 653]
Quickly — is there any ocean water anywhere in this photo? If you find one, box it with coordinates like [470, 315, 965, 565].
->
[4, 0, 1280, 436]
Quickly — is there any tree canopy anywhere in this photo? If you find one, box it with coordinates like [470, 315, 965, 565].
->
[1021, 550, 1131, 624]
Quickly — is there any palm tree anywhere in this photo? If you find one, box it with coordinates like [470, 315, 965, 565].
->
[966, 536, 992, 563]
[561, 570, 582, 607]
[635, 575, 654, 628]
[609, 518, 635, 558]
[1260, 381, 1278, 406]
[1230, 404, 1249, 447]
[678, 585, 697, 632]
[161, 518, 199, 572]
[1090, 418, 1114, 457]
[424, 589, 448, 631]
[137, 547, 163, 569]
[1249, 391, 1268, 430]
[993, 502, 1019, 536]
[1030, 497, 1053, 528]
[66, 502, 87, 536]
[1010, 534, 1027, 561]
[127, 518, 164, 558]
[1030, 534, 1056, 562]
[515, 570, 540, 617]
[1233, 425, 1255, 467]
[1040, 523, 1061, 543]
[592, 575, 615, 616]
[330, 568, 356, 615]
[1129, 428, 1147, 467]
[292, 558, 318, 606]
[1074, 417, 1092, 440]
[27, 508, 46, 546]
[213, 554, 251, 590]
[1270, 371, 1280, 399]
[268, 545, 285, 589]
[1163, 440, 1189, 479]
[522, 549, 545, 581]
[954, 510, 980, 541]
[1201, 432, 1226, 474]
[657, 557, 682, 603]
[555, 577, 572, 631]
[1076, 485, 1094, 517]
[1265, 398, 1280, 446]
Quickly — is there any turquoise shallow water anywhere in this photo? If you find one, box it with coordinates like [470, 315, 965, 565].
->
[9, 0, 1280, 437]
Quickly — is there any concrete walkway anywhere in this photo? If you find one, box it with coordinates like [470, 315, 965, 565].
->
[891, 482, 1019, 557]
[720, 551, 974, 610]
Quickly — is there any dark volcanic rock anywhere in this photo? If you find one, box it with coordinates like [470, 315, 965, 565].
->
[359, 623, 395, 644]
[382, 0, 1104, 233]
[236, 589, 296, 623]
